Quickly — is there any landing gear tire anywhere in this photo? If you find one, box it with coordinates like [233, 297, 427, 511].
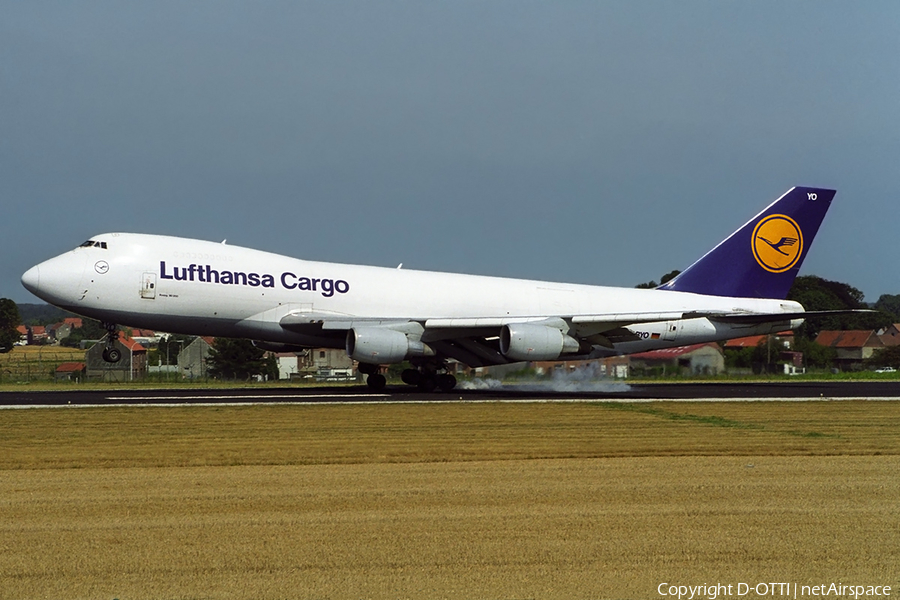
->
[366, 373, 386, 391]
[436, 374, 457, 391]
[101, 322, 121, 363]
[400, 368, 421, 386]
[417, 376, 437, 393]
[102, 347, 121, 363]
[358, 362, 378, 375]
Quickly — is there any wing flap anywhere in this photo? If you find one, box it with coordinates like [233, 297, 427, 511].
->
[280, 312, 412, 332]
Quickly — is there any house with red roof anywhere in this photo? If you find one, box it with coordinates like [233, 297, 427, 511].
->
[814, 330, 883, 370]
[46, 322, 72, 344]
[629, 342, 725, 376]
[129, 329, 160, 347]
[724, 331, 794, 350]
[29, 325, 47, 343]
[878, 324, 900, 347]
[724, 331, 800, 373]
[55, 362, 86, 382]
[85, 335, 148, 381]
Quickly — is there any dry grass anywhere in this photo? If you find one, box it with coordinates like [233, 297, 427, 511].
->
[0, 345, 85, 381]
[1, 401, 898, 469]
[1, 401, 898, 599]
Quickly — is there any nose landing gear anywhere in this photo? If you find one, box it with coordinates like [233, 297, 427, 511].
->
[101, 322, 122, 363]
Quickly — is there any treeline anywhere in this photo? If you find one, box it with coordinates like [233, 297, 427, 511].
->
[635, 273, 900, 340]
[635, 274, 900, 369]
[17, 303, 75, 326]
[787, 276, 898, 339]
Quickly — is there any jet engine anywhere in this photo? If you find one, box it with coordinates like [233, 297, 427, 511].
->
[500, 323, 580, 362]
[346, 327, 434, 364]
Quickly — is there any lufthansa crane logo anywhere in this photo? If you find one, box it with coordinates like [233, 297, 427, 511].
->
[752, 214, 803, 273]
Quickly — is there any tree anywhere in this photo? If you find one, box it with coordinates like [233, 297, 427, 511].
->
[793, 336, 837, 369]
[787, 276, 893, 339]
[724, 343, 767, 370]
[864, 346, 900, 370]
[59, 318, 107, 348]
[635, 270, 680, 289]
[874, 294, 900, 321]
[0, 299, 21, 353]
[17, 303, 74, 326]
[207, 338, 270, 380]
[264, 352, 279, 381]
[659, 270, 680, 285]
[156, 334, 193, 365]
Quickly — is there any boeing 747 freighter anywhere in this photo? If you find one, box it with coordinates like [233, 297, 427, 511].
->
[22, 187, 849, 391]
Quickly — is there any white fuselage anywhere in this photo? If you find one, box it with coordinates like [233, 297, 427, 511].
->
[22, 233, 802, 359]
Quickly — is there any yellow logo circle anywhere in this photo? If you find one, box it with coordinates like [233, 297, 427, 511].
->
[751, 214, 803, 273]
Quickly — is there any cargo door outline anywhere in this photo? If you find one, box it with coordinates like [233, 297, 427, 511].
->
[141, 272, 157, 299]
[662, 320, 681, 341]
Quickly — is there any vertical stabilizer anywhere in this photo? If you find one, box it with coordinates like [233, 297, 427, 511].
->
[658, 187, 835, 299]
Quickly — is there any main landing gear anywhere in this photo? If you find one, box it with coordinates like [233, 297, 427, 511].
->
[101, 322, 122, 363]
[400, 367, 457, 392]
[357, 362, 386, 391]
[358, 362, 458, 392]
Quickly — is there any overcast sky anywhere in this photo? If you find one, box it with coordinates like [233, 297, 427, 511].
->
[2, 2, 898, 306]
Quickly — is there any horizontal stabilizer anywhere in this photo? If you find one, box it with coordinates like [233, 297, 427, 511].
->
[692, 309, 875, 325]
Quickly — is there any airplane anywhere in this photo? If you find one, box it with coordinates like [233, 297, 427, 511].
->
[21, 186, 852, 391]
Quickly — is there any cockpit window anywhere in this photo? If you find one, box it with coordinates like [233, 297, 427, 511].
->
[78, 240, 108, 249]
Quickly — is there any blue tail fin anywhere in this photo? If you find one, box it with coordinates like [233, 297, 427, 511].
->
[658, 186, 835, 299]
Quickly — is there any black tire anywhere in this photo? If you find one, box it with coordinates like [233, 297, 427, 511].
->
[417, 376, 437, 393]
[102, 347, 121, 363]
[358, 362, 378, 375]
[366, 373, 386, 391]
[400, 368, 421, 386]
[436, 374, 457, 391]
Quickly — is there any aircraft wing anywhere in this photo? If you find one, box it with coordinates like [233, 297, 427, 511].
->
[276, 308, 870, 367]
[280, 308, 867, 336]
[280, 310, 690, 340]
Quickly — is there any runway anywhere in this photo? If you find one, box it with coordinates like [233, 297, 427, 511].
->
[1, 380, 899, 406]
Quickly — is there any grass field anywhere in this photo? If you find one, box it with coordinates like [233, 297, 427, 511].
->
[1, 401, 898, 599]
[0, 345, 85, 382]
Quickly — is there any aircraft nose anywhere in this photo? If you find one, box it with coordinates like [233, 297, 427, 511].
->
[21, 251, 89, 306]
[21, 264, 41, 295]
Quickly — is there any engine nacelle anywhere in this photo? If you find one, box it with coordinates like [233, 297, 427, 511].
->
[346, 327, 433, 364]
[500, 323, 580, 362]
